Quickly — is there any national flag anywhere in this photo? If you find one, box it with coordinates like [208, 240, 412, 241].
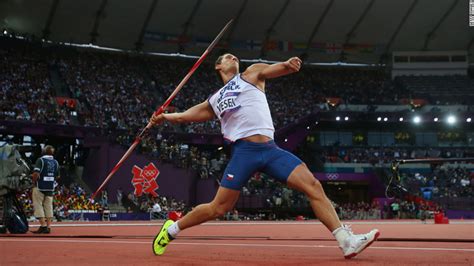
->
[343, 43, 358, 53]
[358, 44, 375, 54]
[325, 43, 342, 54]
[263, 40, 278, 51]
[310, 42, 326, 53]
[246, 40, 262, 51]
[278, 41, 293, 52]
[293, 42, 307, 52]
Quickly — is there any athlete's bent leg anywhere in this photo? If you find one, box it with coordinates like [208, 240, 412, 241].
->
[178, 186, 240, 230]
[286, 163, 341, 231]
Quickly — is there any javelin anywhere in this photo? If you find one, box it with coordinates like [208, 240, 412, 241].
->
[91, 19, 233, 199]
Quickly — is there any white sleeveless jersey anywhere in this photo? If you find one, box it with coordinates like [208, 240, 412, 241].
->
[208, 74, 274, 142]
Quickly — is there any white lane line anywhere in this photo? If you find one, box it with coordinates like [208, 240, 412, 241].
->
[0, 238, 473, 252]
[28, 220, 474, 227]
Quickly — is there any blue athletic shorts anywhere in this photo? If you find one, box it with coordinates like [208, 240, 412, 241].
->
[220, 140, 303, 190]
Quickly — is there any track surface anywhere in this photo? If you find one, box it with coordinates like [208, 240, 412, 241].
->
[1, 220, 473, 265]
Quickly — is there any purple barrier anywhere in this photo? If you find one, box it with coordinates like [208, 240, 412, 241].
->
[236, 195, 266, 209]
[314, 173, 373, 181]
[82, 139, 198, 204]
[73, 213, 101, 221]
[113, 213, 151, 220]
[195, 179, 218, 204]
[1, 119, 312, 150]
[71, 212, 151, 221]
[314, 173, 387, 198]
[445, 210, 474, 219]
[0, 120, 101, 138]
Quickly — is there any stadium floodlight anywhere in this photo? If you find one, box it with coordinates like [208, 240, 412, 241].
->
[344, 116, 349, 121]
[383, 117, 388, 122]
[413, 116, 421, 124]
[336, 116, 341, 121]
[377, 117, 382, 122]
[447, 115, 456, 125]
[467, 118, 472, 123]
[433, 117, 438, 122]
[399, 117, 404, 122]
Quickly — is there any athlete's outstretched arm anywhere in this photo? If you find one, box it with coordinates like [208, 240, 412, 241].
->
[249, 57, 302, 80]
[150, 100, 215, 126]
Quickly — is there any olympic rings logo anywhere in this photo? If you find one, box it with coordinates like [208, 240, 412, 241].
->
[326, 173, 340, 180]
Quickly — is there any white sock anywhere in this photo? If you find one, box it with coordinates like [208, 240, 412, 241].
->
[167, 221, 181, 238]
[332, 225, 352, 246]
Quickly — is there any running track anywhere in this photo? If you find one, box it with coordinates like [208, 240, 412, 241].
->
[0, 220, 473, 265]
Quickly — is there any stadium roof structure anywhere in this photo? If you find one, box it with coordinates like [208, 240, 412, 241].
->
[1, 0, 473, 64]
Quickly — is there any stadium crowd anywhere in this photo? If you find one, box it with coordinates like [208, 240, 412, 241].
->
[335, 201, 382, 220]
[402, 165, 473, 200]
[19, 183, 100, 221]
[321, 147, 474, 164]
[0, 45, 71, 124]
[382, 199, 438, 221]
[18, 182, 187, 221]
[118, 189, 187, 215]
[3, 39, 472, 135]
[54, 52, 156, 131]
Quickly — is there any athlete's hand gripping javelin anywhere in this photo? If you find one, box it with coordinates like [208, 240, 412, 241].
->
[149, 112, 165, 126]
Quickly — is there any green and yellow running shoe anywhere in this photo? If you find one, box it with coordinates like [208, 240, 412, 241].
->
[153, 219, 175, 255]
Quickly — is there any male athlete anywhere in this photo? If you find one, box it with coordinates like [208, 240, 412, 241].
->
[150, 54, 379, 259]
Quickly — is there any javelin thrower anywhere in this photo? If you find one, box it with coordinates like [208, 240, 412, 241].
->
[150, 52, 380, 259]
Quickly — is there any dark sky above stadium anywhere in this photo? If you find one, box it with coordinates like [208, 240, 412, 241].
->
[1, 0, 472, 63]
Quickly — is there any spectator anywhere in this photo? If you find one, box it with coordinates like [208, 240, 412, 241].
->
[390, 201, 400, 219]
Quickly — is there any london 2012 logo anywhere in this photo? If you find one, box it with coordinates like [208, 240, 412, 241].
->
[131, 163, 160, 197]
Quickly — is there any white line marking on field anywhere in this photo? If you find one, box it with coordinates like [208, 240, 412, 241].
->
[0, 238, 472, 252]
[28, 220, 474, 228]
